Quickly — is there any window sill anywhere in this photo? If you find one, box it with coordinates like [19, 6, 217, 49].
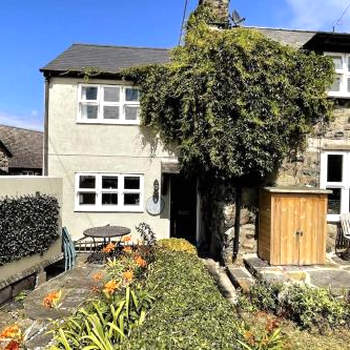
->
[76, 120, 140, 126]
[328, 93, 350, 99]
[74, 207, 144, 213]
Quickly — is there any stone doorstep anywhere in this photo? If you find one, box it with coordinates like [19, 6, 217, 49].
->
[226, 266, 255, 293]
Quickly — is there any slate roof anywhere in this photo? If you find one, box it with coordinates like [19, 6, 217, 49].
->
[0, 125, 43, 169]
[41, 27, 350, 76]
[41, 44, 171, 75]
[252, 27, 317, 48]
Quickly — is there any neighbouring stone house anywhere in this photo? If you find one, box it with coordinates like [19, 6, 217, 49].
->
[0, 125, 43, 175]
[41, 0, 350, 261]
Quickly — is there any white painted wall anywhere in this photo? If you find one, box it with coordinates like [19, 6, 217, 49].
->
[48, 77, 176, 240]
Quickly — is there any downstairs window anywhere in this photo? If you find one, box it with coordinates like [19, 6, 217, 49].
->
[75, 173, 144, 212]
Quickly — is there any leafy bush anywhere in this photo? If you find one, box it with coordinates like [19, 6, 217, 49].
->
[280, 284, 348, 331]
[241, 281, 350, 331]
[157, 237, 197, 254]
[0, 194, 60, 265]
[119, 249, 286, 350]
[135, 222, 156, 246]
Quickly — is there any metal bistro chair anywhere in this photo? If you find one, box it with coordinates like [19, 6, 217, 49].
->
[62, 227, 77, 271]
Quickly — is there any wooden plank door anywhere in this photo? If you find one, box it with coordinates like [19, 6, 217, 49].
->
[298, 195, 327, 265]
[271, 194, 300, 265]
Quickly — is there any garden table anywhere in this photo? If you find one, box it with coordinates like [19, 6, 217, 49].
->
[83, 224, 131, 249]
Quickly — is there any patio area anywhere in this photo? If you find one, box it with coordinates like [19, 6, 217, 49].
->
[0, 255, 101, 349]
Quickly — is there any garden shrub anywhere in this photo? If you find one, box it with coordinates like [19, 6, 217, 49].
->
[242, 281, 350, 332]
[157, 237, 197, 254]
[0, 194, 60, 265]
[119, 249, 286, 350]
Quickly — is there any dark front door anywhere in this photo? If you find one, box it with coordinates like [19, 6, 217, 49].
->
[170, 175, 197, 244]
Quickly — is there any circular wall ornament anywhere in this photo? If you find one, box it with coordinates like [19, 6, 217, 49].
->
[146, 196, 165, 216]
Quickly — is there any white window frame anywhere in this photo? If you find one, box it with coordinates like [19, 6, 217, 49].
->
[320, 151, 350, 221]
[325, 52, 350, 98]
[77, 84, 141, 125]
[75, 172, 144, 212]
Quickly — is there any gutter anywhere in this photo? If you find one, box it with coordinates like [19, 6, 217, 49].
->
[43, 73, 51, 176]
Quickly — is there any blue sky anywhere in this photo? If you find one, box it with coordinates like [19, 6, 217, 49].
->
[0, 0, 349, 131]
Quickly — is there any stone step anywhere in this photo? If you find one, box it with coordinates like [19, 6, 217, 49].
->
[226, 265, 255, 293]
[203, 258, 237, 304]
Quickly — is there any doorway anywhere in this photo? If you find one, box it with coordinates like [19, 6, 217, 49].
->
[170, 175, 197, 245]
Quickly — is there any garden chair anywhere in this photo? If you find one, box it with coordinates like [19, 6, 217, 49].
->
[62, 227, 77, 271]
[339, 213, 350, 259]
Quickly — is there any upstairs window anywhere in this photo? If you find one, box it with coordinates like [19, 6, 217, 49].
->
[325, 52, 350, 98]
[75, 173, 144, 212]
[78, 84, 140, 124]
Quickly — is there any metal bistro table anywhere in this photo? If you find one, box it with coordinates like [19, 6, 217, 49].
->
[83, 225, 131, 249]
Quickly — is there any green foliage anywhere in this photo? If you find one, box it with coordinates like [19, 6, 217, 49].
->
[157, 238, 197, 254]
[123, 9, 334, 183]
[236, 322, 284, 350]
[280, 284, 348, 331]
[51, 286, 153, 349]
[119, 249, 286, 349]
[0, 194, 60, 265]
[241, 281, 350, 332]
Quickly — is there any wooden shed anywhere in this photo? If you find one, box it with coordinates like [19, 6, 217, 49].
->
[258, 187, 331, 266]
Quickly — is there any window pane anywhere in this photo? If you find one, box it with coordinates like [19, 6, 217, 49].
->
[330, 75, 341, 92]
[102, 176, 118, 189]
[124, 193, 140, 205]
[82, 104, 98, 119]
[82, 86, 98, 100]
[348, 57, 350, 71]
[104, 87, 120, 102]
[103, 106, 119, 119]
[347, 78, 350, 93]
[79, 192, 96, 205]
[330, 56, 343, 70]
[102, 193, 118, 205]
[79, 175, 95, 189]
[327, 188, 341, 215]
[125, 88, 140, 102]
[125, 106, 139, 120]
[327, 154, 343, 182]
[124, 176, 140, 189]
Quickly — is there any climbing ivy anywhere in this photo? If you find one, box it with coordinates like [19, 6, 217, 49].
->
[123, 4, 334, 184]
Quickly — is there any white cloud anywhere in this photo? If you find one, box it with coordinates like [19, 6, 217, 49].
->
[286, 0, 350, 32]
[0, 112, 43, 131]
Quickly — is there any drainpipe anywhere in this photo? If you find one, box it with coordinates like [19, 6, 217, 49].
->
[43, 74, 50, 176]
[232, 185, 242, 262]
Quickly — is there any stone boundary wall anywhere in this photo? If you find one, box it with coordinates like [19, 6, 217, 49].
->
[0, 176, 63, 302]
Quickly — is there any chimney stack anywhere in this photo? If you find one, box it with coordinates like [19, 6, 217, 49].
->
[199, 0, 229, 25]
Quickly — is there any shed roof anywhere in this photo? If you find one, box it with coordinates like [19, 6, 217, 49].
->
[0, 125, 43, 169]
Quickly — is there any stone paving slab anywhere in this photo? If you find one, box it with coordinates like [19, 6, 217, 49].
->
[243, 254, 350, 291]
[226, 266, 255, 293]
[0, 261, 102, 349]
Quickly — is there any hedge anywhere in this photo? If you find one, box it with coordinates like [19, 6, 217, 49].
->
[0, 194, 60, 265]
[120, 249, 242, 350]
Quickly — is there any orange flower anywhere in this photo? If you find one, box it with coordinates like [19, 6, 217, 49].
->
[123, 270, 134, 283]
[91, 285, 100, 293]
[92, 271, 103, 282]
[102, 242, 116, 253]
[0, 325, 21, 340]
[122, 236, 131, 242]
[5, 340, 20, 350]
[103, 280, 120, 295]
[134, 255, 147, 268]
[43, 290, 62, 309]
[123, 246, 133, 254]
